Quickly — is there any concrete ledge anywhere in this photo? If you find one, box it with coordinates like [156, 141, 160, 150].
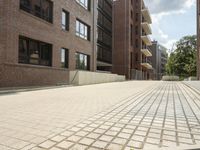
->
[162, 76, 179, 81]
[70, 71, 125, 85]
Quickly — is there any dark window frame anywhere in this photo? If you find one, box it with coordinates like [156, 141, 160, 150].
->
[61, 48, 69, 68]
[20, 0, 53, 23]
[62, 9, 70, 31]
[76, 19, 91, 41]
[75, 52, 90, 71]
[18, 36, 52, 67]
[76, 0, 91, 11]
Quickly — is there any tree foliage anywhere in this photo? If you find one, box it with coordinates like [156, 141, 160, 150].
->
[166, 35, 197, 79]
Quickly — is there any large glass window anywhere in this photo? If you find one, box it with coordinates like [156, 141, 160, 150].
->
[20, 0, 53, 23]
[76, 20, 90, 40]
[76, 52, 90, 70]
[62, 10, 70, 31]
[19, 36, 52, 66]
[61, 48, 69, 68]
[76, 0, 90, 10]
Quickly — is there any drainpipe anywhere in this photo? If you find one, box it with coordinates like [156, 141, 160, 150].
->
[124, 0, 127, 79]
[92, 0, 96, 72]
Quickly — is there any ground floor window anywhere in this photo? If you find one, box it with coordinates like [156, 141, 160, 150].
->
[61, 48, 69, 68]
[19, 36, 52, 66]
[75, 52, 90, 70]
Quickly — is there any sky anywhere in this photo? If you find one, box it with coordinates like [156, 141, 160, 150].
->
[144, 0, 196, 51]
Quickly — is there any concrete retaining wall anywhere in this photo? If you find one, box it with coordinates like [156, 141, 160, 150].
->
[70, 71, 125, 85]
[162, 76, 180, 81]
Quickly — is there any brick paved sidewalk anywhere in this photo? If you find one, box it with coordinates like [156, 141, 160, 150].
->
[1, 81, 200, 150]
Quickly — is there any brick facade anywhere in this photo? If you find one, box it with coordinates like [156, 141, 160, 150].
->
[112, 0, 152, 80]
[0, 0, 97, 87]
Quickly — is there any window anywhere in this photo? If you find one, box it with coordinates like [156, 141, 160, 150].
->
[76, 20, 90, 40]
[135, 39, 139, 48]
[62, 10, 70, 30]
[131, 10, 133, 19]
[76, 0, 90, 10]
[19, 36, 52, 66]
[75, 52, 90, 70]
[131, 24, 133, 45]
[135, 26, 138, 35]
[97, 46, 112, 64]
[61, 48, 69, 68]
[20, 0, 53, 23]
[135, 13, 139, 22]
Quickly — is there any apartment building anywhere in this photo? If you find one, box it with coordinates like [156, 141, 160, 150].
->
[97, 0, 113, 72]
[197, 0, 200, 80]
[149, 41, 168, 80]
[112, 0, 152, 80]
[0, 0, 97, 87]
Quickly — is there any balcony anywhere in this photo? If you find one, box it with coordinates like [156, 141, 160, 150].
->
[141, 60, 153, 69]
[142, 8, 152, 24]
[141, 22, 152, 35]
[141, 35, 152, 46]
[141, 47, 152, 57]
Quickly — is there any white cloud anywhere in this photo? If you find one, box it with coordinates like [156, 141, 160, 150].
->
[150, 13, 177, 49]
[144, 0, 195, 49]
[144, 0, 195, 14]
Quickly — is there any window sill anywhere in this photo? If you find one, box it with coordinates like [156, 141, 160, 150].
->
[61, 28, 70, 33]
[4, 63, 69, 71]
[75, 1, 91, 12]
[75, 35, 90, 42]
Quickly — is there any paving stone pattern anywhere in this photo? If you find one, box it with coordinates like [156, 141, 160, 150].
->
[1, 82, 200, 149]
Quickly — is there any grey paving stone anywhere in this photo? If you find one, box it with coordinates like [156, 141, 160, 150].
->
[118, 132, 131, 139]
[107, 143, 123, 150]
[70, 144, 88, 150]
[79, 138, 95, 146]
[51, 135, 66, 142]
[61, 131, 74, 137]
[127, 140, 143, 149]
[87, 133, 101, 139]
[112, 137, 127, 145]
[39, 140, 56, 149]
[57, 141, 74, 149]
[75, 131, 89, 137]
[67, 135, 82, 142]
[92, 140, 108, 149]
[99, 135, 113, 142]
[2, 82, 200, 150]
[105, 130, 118, 136]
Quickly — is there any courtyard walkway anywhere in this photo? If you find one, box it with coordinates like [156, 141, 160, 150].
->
[0, 81, 200, 150]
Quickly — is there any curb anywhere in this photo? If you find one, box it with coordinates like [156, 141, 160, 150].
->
[0, 85, 73, 95]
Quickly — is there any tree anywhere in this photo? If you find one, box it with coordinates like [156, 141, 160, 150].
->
[166, 35, 197, 79]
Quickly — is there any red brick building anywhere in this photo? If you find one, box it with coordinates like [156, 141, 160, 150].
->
[96, 0, 113, 72]
[112, 0, 152, 80]
[0, 0, 97, 87]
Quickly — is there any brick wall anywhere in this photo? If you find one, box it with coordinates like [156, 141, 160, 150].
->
[0, 0, 97, 87]
[0, 63, 69, 87]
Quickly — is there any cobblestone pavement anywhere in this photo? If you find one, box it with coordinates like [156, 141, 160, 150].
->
[0, 82, 200, 150]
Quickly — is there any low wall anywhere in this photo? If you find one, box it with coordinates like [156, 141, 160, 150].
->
[186, 76, 198, 81]
[0, 63, 69, 87]
[70, 71, 125, 85]
[162, 76, 180, 81]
